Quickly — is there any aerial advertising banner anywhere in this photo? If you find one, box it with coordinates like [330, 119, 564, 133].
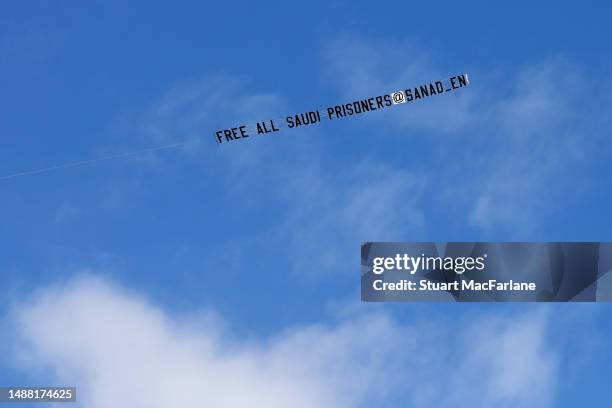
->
[214, 74, 469, 144]
[361, 242, 612, 302]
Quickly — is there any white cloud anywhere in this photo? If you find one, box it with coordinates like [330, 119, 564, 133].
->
[438, 313, 558, 407]
[9, 276, 559, 407]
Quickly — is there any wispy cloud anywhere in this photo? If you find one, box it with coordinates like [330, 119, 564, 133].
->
[323, 36, 608, 234]
[9, 276, 560, 407]
[124, 74, 427, 276]
[104, 46, 608, 278]
[278, 160, 425, 275]
[142, 75, 288, 145]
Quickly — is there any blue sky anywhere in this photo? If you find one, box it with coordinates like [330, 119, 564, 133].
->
[1, 1, 612, 407]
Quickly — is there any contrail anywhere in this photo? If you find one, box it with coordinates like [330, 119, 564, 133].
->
[1, 73, 470, 180]
[0, 139, 199, 181]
